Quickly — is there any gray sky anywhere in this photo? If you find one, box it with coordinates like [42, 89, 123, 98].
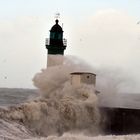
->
[0, 0, 140, 89]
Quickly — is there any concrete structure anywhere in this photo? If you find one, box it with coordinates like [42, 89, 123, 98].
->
[70, 72, 96, 87]
[46, 19, 67, 67]
[98, 93, 140, 134]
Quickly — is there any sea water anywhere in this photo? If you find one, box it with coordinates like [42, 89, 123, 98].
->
[0, 58, 140, 140]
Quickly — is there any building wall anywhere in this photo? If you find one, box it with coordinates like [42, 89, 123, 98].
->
[47, 55, 63, 67]
[100, 107, 140, 135]
[80, 73, 96, 85]
[71, 73, 96, 87]
[71, 75, 81, 87]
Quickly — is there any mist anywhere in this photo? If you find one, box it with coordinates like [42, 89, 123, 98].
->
[0, 9, 140, 92]
[0, 57, 100, 137]
[0, 10, 140, 138]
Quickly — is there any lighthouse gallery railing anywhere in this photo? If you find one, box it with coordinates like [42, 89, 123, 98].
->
[45, 38, 67, 46]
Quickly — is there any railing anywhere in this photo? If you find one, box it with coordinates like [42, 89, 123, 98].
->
[45, 38, 49, 45]
[63, 38, 67, 46]
[45, 38, 67, 46]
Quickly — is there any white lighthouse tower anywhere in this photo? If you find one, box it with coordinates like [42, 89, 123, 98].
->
[45, 19, 67, 67]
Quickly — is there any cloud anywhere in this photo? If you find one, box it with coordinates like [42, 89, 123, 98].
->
[72, 9, 140, 66]
[0, 16, 48, 88]
[69, 9, 140, 92]
[0, 9, 140, 91]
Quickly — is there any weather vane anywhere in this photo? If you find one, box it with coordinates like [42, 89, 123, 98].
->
[55, 12, 60, 19]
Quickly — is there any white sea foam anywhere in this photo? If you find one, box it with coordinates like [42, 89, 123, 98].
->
[0, 56, 140, 139]
[0, 57, 100, 138]
[45, 133, 140, 140]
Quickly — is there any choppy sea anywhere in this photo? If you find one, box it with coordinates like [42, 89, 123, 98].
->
[0, 88, 139, 140]
[0, 61, 140, 140]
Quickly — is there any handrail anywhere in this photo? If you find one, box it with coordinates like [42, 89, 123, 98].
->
[45, 38, 67, 46]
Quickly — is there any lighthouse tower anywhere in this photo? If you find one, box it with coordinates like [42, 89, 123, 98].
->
[46, 19, 67, 67]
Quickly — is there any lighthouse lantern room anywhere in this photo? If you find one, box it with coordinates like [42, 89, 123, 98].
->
[46, 19, 67, 67]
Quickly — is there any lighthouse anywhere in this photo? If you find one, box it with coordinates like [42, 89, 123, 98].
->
[46, 19, 67, 67]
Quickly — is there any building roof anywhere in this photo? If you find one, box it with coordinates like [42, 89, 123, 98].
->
[70, 72, 96, 76]
[50, 19, 63, 32]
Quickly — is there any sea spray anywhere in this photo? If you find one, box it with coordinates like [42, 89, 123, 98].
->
[0, 56, 100, 137]
[0, 56, 134, 139]
[0, 85, 100, 137]
[45, 133, 140, 140]
[0, 118, 32, 139]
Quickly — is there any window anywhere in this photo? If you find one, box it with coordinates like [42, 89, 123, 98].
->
[58, 34, 62, 39]
[50, 32, 55, 39]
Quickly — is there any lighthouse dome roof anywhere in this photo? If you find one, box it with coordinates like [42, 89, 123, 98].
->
[50, 19, 63, 32]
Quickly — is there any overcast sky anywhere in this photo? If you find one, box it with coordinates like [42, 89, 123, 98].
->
[0, 0, 140, 90]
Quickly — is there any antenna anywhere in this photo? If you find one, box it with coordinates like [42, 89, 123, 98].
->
[55, 12, 60, 20]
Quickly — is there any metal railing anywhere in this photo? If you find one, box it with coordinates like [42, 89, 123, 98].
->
[45, 38, 67, 46]
[63, 38, 67, 46]
[45, 38, 49, 45]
